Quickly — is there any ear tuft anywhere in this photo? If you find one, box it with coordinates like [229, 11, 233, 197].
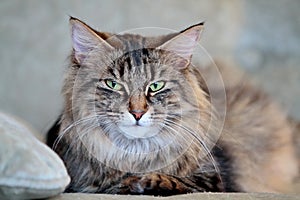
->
[70, 17, 114, 63]
[157, 22, 204, 68]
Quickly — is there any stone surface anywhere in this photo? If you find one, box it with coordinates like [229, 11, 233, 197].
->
[46, 193, 299, 200]
[0, 0, 299, 133]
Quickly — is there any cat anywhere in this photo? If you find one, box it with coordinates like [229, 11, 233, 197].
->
[47, 17, 299, 195]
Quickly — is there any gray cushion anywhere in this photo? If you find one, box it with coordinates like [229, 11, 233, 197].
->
[0, 112, 70, 200]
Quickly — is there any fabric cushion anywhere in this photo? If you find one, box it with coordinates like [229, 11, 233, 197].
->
[0, 112, 70, 200]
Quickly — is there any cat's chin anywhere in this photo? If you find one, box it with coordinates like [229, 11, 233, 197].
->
[119, 125, 160, 139]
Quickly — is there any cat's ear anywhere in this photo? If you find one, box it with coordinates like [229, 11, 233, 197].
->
[70, 17, 114, 63]
[157, 22, 204, 68]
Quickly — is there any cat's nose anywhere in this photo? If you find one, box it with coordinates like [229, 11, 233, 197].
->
[129, 92, 148, 121]
[129, 110, 146, 121]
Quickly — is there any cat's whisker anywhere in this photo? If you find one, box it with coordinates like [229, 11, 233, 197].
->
[53, 114, 109, 150]
[64, 124, 100, 159]
[163, 119, 221, 177]
[163, 121, 223, 187]
[53, 118, 94, 150]
[63, 119, 115, 159]
[165, 113, 219, 148]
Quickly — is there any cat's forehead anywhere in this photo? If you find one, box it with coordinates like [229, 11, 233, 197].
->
[108, 47, 162, 83]
[106, 33, 177, 51]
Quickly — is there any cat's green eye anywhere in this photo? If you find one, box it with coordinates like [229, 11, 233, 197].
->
[105, 80, 122, 91]
[149, 81, 165, 93]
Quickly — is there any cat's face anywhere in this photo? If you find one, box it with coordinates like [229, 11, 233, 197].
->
[94, 48, 193, 139]
[63, 18, 214, 172]
[68, 18, 207, 142]
[63, 18, 218, 173]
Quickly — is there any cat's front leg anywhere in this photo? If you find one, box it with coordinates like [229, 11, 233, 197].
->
[109, 173, 197, 196]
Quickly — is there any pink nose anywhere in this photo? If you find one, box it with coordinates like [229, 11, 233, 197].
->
[129, 110, 146, 121]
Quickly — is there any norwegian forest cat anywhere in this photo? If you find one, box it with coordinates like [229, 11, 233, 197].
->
[47, 17, 299, 195]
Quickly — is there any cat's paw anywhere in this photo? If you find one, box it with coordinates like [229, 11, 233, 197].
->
[118, 176, 145, 194]
[118, 174, 193, 196]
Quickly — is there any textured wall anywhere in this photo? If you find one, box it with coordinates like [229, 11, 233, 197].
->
[0, 0, 299, 133]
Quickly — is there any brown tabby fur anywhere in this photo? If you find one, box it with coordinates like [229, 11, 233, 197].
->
[47, 17, 299, 195]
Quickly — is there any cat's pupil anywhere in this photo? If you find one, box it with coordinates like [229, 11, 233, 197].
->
[111, 81, 116, 88]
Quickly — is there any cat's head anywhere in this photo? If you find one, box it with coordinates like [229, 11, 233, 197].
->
[63, 17, 213, 172]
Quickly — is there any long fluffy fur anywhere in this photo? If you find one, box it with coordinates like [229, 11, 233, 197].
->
[47, 18, 299, 195]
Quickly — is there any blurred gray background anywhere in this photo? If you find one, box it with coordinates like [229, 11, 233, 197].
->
[0, 0, 299, 133]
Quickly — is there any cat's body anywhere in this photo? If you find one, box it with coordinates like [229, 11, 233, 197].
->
[47, 17, 298, 195]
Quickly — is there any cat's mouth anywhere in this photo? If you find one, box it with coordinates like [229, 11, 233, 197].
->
[134, 121, 144, 126]
[116, 110, 160, 139]
[118, 124, 159, 139]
